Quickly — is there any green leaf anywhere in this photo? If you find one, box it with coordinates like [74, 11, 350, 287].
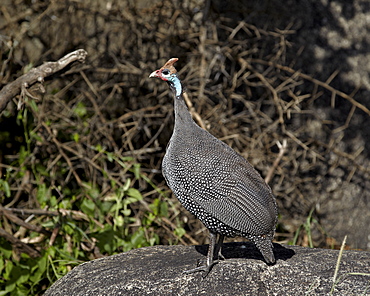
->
[28, 99, 39, 113]
[30, 130, 42, 142]
[12, 285, 29, 295]
[106, 152, 113, 162]
[63, 224, 74, 236]
[174, 227, 186, 238]
[80, 199, 95, 216]
[72, 133, 80, 143]
[160, 200, 168, 217]
[46, 246, 56, 258]
[114, 216, 124, 227]
[100, 201, 114, 214]
[87, 186, 100, 199]
[0, 257, 4, 274]
[58, 199, 72, 210]
[126, 188, 142, 201]
[36, 183, 48, 206]
[110, 203, 122, 213]
[122, 179, 131, 192]
[92, 228, 115, 254]
[36, 163, 48, 176]
[41, 220, 55, 228]
[149, 236, 157, 246]
[0, 282, 15, 295]
[0, 240, 12, 259]
[73, 102, 87, 118]
[23, 63, 34, 74]
[146, 213, 156, 224]
[93, 144, 103, 153]
[121, 208, 131, 216]
[132, 163, 141, 179]
[123, 197, 139, 205]
[29, 255, 47, 284]
[130, 229, 145, 248]
[149, 198, 160, 215]
[49, 195, 57, 208]
[3, 260, 13, 280]
[0, 179, 11, 197]
[13, 266, 30, 285]
[18, 146, 27, 165]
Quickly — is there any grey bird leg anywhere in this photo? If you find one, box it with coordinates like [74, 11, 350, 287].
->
[215, 234, 225, 260]
[183, 232, 219, 277]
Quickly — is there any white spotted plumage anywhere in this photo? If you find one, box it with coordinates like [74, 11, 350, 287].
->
[150, 58, 278, 274]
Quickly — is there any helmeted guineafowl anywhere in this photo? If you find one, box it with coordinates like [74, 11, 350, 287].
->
[149, 58, 278, 276]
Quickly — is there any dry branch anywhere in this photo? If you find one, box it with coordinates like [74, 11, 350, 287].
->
[0, 49, 88, 113]
[265, 139, 287, 184]
[0, 228, 40, 258]
[0, 205, 50, 236]
[250, 58, 370, 116]
[4, 207, 105, 229]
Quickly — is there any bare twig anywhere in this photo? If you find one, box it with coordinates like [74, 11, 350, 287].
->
[3, 207, 104, 228]
[265, 140, 287, 184]
[183, 92, 207, 130]
[250, 58, 370, 116]
[0, 205, 51, 236]
[0, 228, 40, 258]
[330, 235, 347, 295]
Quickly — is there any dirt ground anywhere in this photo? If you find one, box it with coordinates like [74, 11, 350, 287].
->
[1, 0, 369, 251]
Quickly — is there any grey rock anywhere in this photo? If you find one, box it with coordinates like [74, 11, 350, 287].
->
[44, 243, 370, 296]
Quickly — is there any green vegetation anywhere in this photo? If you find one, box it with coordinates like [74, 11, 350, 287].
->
[0, 100, 185, 295]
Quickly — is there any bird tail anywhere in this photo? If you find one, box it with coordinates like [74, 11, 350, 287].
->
[253, 236, 275, 264]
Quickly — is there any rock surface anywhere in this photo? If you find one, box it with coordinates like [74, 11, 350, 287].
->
[44, 242, 370, 296]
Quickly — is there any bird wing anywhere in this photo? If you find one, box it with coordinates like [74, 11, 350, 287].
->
[193, 158, 277, 236]
[165, 125, 277, 236]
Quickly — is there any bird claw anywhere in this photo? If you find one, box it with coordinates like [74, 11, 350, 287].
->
[183, 260, 219, 278]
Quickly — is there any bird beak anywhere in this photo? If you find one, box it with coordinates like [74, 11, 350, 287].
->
[149, 70, 160, 78]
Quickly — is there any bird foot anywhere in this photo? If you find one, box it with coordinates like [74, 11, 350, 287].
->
[218, 252, 225, 260]
[183, 260, 219, 278]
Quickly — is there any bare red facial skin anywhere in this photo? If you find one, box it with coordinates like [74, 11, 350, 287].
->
[149, 69, 167, 81]
[149, 58, 178, 81]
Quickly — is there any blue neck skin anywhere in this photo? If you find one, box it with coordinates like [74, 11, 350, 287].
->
[168, 74, 182, 98]
[168, 73, 194, 127]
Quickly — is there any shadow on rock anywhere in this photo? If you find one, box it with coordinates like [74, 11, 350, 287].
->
[195, 241, 295, 262]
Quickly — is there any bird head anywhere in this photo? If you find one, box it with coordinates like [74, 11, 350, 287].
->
[149, 58, 178, 81]
[149, 58, 183, 97]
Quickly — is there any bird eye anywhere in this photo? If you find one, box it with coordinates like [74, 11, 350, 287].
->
[162, 69, 170, 75]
